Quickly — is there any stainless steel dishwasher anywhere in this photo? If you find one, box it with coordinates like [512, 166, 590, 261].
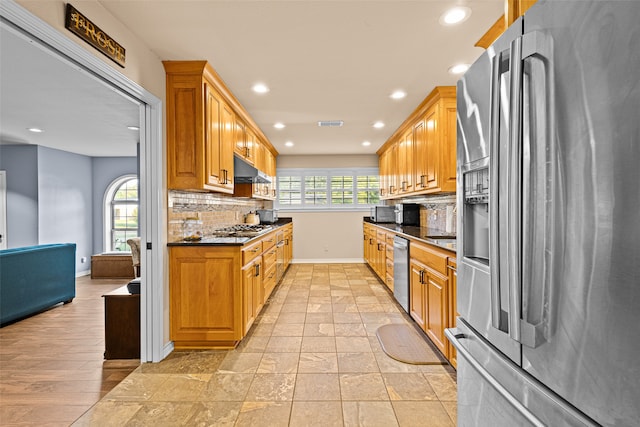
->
[393, 236, 409, 313]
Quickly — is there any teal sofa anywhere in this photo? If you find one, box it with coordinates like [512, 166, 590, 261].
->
[0, 243, 76, 325]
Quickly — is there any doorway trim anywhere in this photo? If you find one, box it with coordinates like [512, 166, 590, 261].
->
[1, 1, 169, 362]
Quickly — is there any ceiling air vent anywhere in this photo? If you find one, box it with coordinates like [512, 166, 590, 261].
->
[317, 120, 344, 127]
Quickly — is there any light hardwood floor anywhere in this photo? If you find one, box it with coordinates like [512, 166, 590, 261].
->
[0, 276, 139, 426]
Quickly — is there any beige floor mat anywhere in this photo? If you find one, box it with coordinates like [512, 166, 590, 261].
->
[376, 324, 447, 365]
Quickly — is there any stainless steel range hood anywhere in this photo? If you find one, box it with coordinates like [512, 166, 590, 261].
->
[234, 155, 271, 184]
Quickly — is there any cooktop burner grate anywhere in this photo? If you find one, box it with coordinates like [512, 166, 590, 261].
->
[211, 224, 273, 237]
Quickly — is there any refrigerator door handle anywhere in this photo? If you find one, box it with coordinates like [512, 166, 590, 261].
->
[508, 36, 524, 344]
[519, 30, 555, 349]
[489, 53, 503, 332]
[445, 328, 546, 427]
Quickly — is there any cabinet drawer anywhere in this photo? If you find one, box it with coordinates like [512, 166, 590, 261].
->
[261, 233, 277, 251]
[410, 242, 448, 275]
[386, 258, 394, 276]
[385, 273, 394, 291]
[242, 240, 262, 265]
[263, 246, 277, 268]
[376, 229, 386, 240]
[386, 245, 394, 260]
[385, 233, 395, 246]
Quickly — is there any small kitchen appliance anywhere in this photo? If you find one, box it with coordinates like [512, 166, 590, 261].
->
[256, 209, 278, 224]
[394, 203, 420, 226]
[370, 206, 395, 223]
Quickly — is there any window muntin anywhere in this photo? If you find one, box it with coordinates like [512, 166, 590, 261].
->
[276, 168, 379, 210]
[278, 176, 302, 205]
[357, 175, 380, 205]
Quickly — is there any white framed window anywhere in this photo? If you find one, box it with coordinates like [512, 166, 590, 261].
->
[104, 175, 139, 252]
[276, 168, 380, 211]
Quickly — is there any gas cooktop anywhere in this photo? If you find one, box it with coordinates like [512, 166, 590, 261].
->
[210, 224, 273, 237]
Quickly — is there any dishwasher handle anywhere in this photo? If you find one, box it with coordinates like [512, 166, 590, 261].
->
[393, 237, 408, 250]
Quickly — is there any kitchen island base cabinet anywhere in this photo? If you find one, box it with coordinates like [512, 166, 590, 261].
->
[170, 246, 243, 349]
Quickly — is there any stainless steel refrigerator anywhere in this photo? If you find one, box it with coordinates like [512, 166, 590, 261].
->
[445, 1, 640, 425]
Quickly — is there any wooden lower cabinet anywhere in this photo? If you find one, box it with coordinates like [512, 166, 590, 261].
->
[283, 224, 293, 270]
[169, 225, 292, 349]
[363, 222, 457, 366]
[425, 269, 449, 355]
[242, 256, 262, 335]
[409, 241, 451, 358]
[169, 246, 242, 348]
[447, 258, 458, 369]
[409, 259, 427, 329]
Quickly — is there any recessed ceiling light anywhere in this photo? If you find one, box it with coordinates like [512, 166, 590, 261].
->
[27, 127, 43, 133]
[274, 122, 286, 129]
[448, 63, 470, 75]
[362, 141, 371, 147]
[390, 90, 406, 100]
[373, 121, 385, 129]
[127, 125, 140, 131]
[252, 83, 270, 94]
[284, 141, 294, 147]
[440, 7, 471, 25]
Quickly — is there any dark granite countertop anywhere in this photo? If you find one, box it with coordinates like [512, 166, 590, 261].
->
[168, 217, 293, 247]
[363, 217, 456, 253]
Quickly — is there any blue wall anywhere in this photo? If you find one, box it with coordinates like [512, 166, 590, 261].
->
[0, 145, 39, 248]
[0, 143, 137, 274]
[38, 146, 93, 273]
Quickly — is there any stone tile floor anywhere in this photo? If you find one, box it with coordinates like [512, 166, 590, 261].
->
[73, 264, 457, 426]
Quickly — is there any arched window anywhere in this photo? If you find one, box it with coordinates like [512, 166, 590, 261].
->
[104, 175, 139, 252]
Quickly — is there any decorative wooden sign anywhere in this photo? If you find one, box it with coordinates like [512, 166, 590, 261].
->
[65, 3, 126, 68]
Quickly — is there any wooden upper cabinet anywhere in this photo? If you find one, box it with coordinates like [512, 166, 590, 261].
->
[205, 84, 234, 192]
[164, 61, 233, 193]
[253, 136, 265, 173]
[219, 100, 235, 190]
[398, 127, 414, 194]
[164, 60, 278, 195]
[424, 103, 440, 190]
[476, 0, 537, 49]
[378, 86, 456, 198]
[164, 64, 205, 191]
[439, 97, 457, 192]
[387, 141, 398, 198]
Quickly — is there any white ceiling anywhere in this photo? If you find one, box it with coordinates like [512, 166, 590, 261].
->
[0, 23, 141, 157]
[0, 0, 503, 157]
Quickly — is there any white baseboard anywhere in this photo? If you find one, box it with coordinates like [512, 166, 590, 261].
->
[75, 269, 91, 277]
[292, 258, 365, 264]
[161, 342, 175, 362]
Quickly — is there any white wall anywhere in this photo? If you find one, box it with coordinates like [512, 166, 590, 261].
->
[286, 211, 367, 263]
[278, 154, 377, 263]
[15, 0, 165, 98]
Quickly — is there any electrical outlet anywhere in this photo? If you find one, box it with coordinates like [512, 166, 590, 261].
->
[80, 257, 87, 263]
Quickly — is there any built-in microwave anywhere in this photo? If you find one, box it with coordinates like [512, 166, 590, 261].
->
[370, 206, 395, 223]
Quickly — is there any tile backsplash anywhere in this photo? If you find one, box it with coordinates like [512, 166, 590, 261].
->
[399, 194, 457, 233]
[168, 190, 270, 242]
